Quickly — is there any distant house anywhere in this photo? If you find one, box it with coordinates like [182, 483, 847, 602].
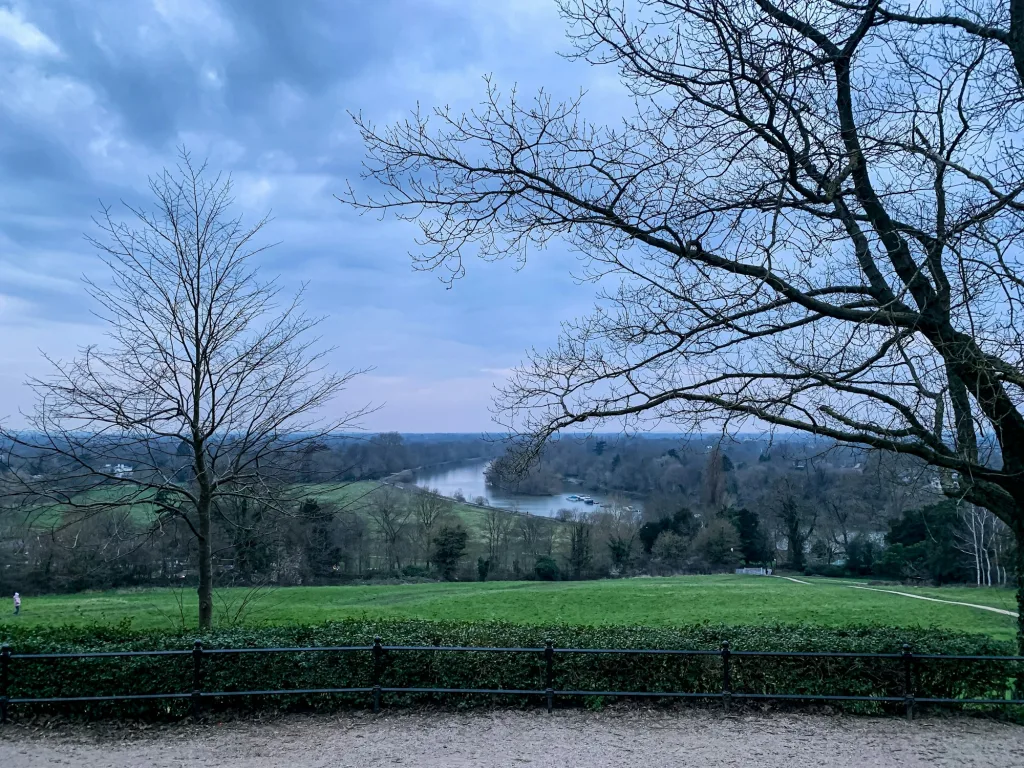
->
[102, 463, 134, 478]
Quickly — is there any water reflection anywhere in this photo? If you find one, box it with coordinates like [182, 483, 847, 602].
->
[411, 459, 641, 518]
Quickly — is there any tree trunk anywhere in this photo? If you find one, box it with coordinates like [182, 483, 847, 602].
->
[197, 495, 213, 630]
[1011, 0, 1024, 90]
[1016, 525, 1024, 655]
[973, 517, 982, 585]
[983, 539, 992, 587]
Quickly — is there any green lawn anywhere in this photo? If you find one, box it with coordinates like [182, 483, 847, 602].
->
[811, 579, 1020, 612]
[16, 485, 164, 529]
[909, 585, 1019, 611]
[1, 575, 1016, 641]
[22, 480, 559, 543]
[303, 480, 559, 531]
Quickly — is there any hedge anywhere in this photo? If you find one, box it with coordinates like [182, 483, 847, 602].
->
[1, 620, 1019, 720]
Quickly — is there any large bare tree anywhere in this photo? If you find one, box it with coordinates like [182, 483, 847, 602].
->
[348, 0, 1024, 645]
[3, 151, 368, 628]
[367, 484, 414, 573]
[412, 487, 453, 568]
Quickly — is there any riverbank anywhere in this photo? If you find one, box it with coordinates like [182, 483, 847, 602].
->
[384, 455, 494, 484]
[383, 479, 568, 520]
[410, 459, 643, 518]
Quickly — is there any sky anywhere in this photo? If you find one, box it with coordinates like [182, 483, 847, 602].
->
[0, 0, 631, 433]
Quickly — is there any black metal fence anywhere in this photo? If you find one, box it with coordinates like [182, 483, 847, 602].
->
[1, 639, 1022, 723]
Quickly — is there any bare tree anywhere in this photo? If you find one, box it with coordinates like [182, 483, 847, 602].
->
[2, 151, 368, 628]
[483, 506, 515, 570]
[412, 487, 452, 568]
[823, 496, 853, 559]
[815, 471, 874, 557]
[366, 484, 413, 573]
[348, 0, 1024, 646]
[771, 479, 817, 571]
[605, 503, 643, 572]
[701, 446, 730, 513]
[992, 517, 1014, 586]
[568, 510, 593, 578]
[955, 502, 990, 585]
[953, 501, 1012, 585]
[517, 512, 545, 559]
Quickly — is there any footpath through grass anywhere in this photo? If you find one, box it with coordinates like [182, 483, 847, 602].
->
[0, 575, 1016, 641]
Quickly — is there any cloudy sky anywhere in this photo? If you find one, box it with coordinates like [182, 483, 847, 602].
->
[0, 0, 629, 432]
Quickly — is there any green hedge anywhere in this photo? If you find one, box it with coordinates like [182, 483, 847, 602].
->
[1, 620, 1019, 720]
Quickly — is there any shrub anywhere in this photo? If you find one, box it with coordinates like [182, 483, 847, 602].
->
[0, 620, 1018, 721]
[804, 564, 847, 578]
[651, 531, 689, 570]
[691, 519, 743, 568]
[845, 535, 878, 576]
[534, 555, 560, 581]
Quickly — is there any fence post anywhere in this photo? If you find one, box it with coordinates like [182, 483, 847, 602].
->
[191, 640, 203, 722]
[544, 640, 554, 714]
[902, 643, 914, 721]
[721, 640, 732, 712]
[1, 644, 9, 725]
[372, 636, 383, 714]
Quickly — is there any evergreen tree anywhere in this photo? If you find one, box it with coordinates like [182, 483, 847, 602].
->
[432, 525, 468, 581]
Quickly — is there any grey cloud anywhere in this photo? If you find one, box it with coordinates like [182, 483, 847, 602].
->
[0, 0, 616, 429]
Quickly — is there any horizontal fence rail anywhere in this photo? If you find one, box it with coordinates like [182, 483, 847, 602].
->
[1, 638, 1023, 723]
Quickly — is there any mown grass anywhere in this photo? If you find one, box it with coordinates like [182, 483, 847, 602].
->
[799, 576, 1018, 610]
[1, 575, 1016, 641]
[850, 583, 1018, 612]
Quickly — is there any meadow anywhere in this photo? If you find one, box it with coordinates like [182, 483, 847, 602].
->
[1, 574, 1016, 641]
[20, 479, 561, 540]
[302, 480, 559, 539]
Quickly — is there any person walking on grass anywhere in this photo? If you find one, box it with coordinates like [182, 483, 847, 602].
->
[13, 592, 20, 615]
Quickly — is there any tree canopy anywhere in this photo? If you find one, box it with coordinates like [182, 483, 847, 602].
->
[348, 0, 1024, 644]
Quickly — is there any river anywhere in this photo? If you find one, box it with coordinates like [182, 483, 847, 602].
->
[411, 459, 642, 518]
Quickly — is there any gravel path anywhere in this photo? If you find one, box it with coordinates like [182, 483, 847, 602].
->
[2, 711, 1022, 767]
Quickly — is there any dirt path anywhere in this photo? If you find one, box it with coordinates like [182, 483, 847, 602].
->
[1, 711, 1022, 767]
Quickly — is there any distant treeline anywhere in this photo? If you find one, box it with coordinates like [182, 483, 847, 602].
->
[0, 432, 502, 486]
[0, 433, 1015, 594]
[487, 436, 1016, 588]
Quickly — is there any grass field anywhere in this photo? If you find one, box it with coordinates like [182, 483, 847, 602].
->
[21, 480, 562, 543]
[0, 575, 1017, 641]
[302, 480, 560, 540]
[809, 579, 1020, 612]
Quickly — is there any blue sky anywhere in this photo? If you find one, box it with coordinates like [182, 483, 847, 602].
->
[0, 0, 630, 432]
